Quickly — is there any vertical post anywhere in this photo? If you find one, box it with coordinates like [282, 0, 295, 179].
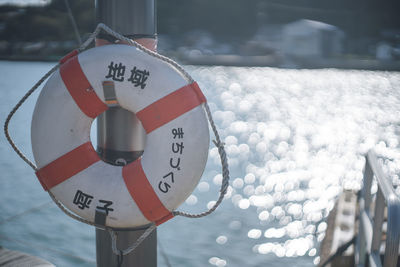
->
[362, 158, 373, 211]
[371, 188, 385, 252]
[95, 0, 157, 266]
[356, 155, 373, 266]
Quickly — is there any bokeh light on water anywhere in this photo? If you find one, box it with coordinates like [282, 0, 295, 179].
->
[1, 62, 400, 266]
[179, 66, 400, 266]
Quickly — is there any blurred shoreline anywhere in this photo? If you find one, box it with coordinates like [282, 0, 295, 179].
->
[1, 0, 400, 71]
[178, 54, 400, 71]
[1, 52, 400, 71]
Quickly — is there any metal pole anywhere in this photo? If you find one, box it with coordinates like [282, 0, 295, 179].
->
[95, 0, 157, 266]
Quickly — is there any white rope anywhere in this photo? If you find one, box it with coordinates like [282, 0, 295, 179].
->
[108, 224, 157, 256]
[173, 103, 230, 218]
[92, 23, 230, 220]
[4, 64, 60, 171]
[94, 23, 195, 84]
[0, 201, 52, 225]
[4, 23, 230, 257]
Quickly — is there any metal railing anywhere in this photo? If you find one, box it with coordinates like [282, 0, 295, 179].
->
[356, 150, 400, 267]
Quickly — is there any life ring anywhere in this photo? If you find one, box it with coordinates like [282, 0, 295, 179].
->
[31, 44, 210, 228]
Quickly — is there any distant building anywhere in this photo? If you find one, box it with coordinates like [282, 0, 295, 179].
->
[376, 42, 393, 60]
[243, 24, 283, 56]
[282, 19, 344, 58]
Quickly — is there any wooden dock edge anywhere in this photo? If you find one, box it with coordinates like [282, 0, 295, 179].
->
[319, 190, 357, 267]
[0, 246, 55, 267]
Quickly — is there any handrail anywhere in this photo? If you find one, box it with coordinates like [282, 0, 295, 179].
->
[355, 150, 400, 267]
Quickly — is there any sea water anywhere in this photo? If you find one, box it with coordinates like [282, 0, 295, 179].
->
[1, 61, 400, 267]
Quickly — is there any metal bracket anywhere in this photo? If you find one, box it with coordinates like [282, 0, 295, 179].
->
[95, 208, 108, 227]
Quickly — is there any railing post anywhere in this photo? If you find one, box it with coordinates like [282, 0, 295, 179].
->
[371, 188, 385, 252]
[383, 196, 400, 267]
[363, 157, 373, 212]
[356, 155, 374, 266]
[356, 150, 400, 267]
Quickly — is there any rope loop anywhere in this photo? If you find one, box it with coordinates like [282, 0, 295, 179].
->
[4, 23, 230, 255]
[108, 224, 157, 256]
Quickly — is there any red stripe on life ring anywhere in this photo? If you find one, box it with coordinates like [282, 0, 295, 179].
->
[60, 56, 108, 118]
[136, 82, 206, 134]
[36, 142, 101, 191]
[123, 159, 174, 225]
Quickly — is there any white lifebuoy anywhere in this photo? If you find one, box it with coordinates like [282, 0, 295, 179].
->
[31, 44, 210, 228]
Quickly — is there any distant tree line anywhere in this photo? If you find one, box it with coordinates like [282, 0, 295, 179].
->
[0, 0, 93, 42]
[1, 0, 399, 45]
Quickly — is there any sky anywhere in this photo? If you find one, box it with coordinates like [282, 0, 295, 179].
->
[0, 0, 49, 6]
